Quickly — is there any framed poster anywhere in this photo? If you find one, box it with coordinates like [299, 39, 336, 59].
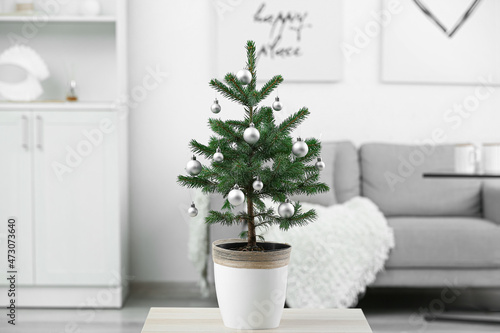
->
[381, 0, 500, 85]
[216, 0, 343, 82]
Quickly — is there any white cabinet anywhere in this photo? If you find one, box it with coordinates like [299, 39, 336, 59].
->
[0, 107, 128, 307]
[33, 111, 121, 286]
[0, 112, 34, 286]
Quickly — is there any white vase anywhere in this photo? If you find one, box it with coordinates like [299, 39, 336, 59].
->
[80, 0, 101, 17]
[212, 239, 291, 330]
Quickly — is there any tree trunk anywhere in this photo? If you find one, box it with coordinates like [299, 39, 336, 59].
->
[246, 195, 256, 248]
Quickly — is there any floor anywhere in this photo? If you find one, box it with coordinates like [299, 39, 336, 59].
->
[2, 283, 499, 333]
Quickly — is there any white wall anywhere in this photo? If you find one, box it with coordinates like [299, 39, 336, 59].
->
[128, 0, 500, 282]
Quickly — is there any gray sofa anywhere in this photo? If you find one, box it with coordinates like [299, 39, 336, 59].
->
[322, 141, 500, 288]
[210, 141, 500, 288]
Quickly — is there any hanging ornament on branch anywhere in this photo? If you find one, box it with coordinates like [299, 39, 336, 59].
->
[228, 185, 245, 206]
[292, 137, 308, 158]
[315, 157, 326, 171]
[252, 176, 264, 191]
[236, 68, 252, 85]
[278, 199, 295, 218]
[272, 96, 283, 111]
[186, 155, 202, 176]
[243, 123, 260, 145]
[211, 98, 221, 114]
[187, 202, 198, 217]
[213, 147, 224, 162]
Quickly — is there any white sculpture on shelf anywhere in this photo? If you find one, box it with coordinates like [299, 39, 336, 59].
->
[0, 45, 50, 102]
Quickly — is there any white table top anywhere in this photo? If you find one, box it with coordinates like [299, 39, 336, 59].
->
[141, 307, 373, 333]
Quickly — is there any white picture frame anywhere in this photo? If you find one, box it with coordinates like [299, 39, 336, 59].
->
[215, 0, 343, 82]
[381, 0, 500, 85]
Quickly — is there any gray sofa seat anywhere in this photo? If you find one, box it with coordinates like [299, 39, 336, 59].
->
[386, 217, 500, 269]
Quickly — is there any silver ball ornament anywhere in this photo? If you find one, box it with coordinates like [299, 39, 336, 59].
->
[252, 176, 264, 191]
[187, 202, 198, 217]
[278, 199, 295, 218]
[228, 185, 245, 206]
[316, 157, 326, 171]
[186, 156, 202, 176]
[272, 96, 283, 111]
[243, 123, 260, 145]
[236, 69, 252, 85]
[211, 99, 221, 114]
[292, 137, 309, 158]
[213, 147, 224, 162]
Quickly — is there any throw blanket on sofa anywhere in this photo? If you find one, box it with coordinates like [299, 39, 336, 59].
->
[261, 197, 394, 308]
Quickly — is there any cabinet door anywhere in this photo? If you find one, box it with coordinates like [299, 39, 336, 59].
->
[0, 112, 34, 285]
[33, 111, 120, 286]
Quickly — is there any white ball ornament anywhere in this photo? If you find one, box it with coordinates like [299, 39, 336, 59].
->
[243, 123, 260, 145]
[236, 69, 252, 85]
[272, 96, 283, 111]
[186, 156, 202, 176]
[292, 137, 309, 157]
[213, 147, 224, 162]
[228, 185, 245, 206]
[252, 176, 264, 191]
[211, 98, 221, 114]
[187, 202, 198, 217]
[316, 157, 326, 171]
[278, 199, 295, 218]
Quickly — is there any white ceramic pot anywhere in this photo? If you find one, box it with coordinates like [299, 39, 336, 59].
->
[212, 239, 291, 330]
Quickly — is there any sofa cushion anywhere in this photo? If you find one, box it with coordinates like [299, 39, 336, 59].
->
[361, 143, 482, 216]
[385, 217, 500, 269]
[331, 141, 360, 203]
[292, 141, 360, 206]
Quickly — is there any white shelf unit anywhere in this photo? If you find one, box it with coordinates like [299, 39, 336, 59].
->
[0, 15, 116, 22]
[0, 0, 129, 308]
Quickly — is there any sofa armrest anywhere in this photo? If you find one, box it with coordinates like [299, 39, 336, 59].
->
[483, 182, 500, 225]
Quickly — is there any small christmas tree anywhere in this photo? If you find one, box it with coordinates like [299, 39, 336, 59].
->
[178, 41, 329, 250]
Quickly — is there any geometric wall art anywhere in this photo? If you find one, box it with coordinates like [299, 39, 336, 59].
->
[381, 0, 500, 85]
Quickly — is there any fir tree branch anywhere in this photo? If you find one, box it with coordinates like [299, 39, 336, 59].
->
[209, 79, 246, 105]
[245, 40, 257, 91]
[259, 75, 284, 101]
[225, 73, 248, 104]
[277, 107, 310, 136]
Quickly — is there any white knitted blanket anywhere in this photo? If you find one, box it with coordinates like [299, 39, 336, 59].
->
[261, 197, 394, 308]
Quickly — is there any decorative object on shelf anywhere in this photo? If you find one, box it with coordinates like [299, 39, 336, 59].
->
[66, 79, 78, 102]
[236, 68, 252, 85]
[292, 137, 309, 158]
[79, 0, 101, 17]
[186, 156, 202, 176]
[187, 202, 198, 217]
[228, 185, 245, 206]
[177, 41, 328, 330]
[482, 143, 500, 173]
[278, 199, 295, 218]
[243, 122, 259, 144]
[315, 157, 326, 171]
[0, 45, 49, 102]
[454, 144, 478, 173]
[272, 96, 283, 111]
[252, 176, 263, 191]
[210, 98, 221, 113]
[213, 147, 224, 162]
[15, 0, 34, 13]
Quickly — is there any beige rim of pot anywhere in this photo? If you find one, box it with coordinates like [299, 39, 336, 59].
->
[212, 238, 291, 269]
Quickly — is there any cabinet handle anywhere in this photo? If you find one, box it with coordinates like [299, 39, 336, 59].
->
[36, 115, 43, 150]
[21, 115, 29, 150]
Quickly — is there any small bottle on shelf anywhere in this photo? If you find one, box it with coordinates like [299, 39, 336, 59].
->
[66, 80, 78, 102]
